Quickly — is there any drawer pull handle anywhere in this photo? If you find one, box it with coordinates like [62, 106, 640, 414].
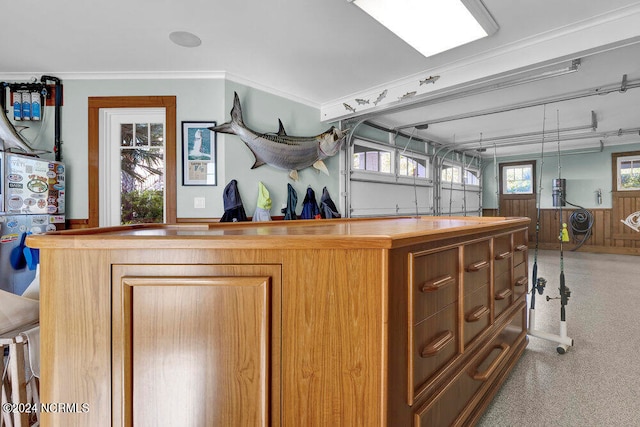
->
[422, 275, 455, 293]
[495, 251, 512, 260]
[472, 343, 510, 381]
[421, 330, 454, 357]
[515, 276, 528, 287]
[467, 260, 489, 272]
[495, 288, 512, 300]
[515, 244, 528, 252]
[466, 305, 489, 322]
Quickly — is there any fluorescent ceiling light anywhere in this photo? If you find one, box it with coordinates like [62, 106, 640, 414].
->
[350, 0, 497, 57]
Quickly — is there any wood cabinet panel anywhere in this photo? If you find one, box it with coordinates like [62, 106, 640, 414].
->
[112, 264, 281, 427]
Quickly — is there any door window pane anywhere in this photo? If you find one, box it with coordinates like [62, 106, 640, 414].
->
[503, 165, 533, 194]
[617, 156, 640, 191]
[120, 122, 165, 224]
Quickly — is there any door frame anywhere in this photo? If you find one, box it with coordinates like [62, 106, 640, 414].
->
[88, 96, 177, 227]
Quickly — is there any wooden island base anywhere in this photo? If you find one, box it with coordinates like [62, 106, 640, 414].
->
[27, 216, 530, 426]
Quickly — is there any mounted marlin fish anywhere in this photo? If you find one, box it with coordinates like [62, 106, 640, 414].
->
[0, 105, 36, 154]
[210, 92, 348, 180]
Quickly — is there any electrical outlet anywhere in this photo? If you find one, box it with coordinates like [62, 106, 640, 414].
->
[194, 197, 206, 209]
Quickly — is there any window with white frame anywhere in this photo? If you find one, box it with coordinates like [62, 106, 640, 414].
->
[352, 140, 393, 174]
[464, 169, 480, 186]
[616, 154, 640, 191]
[502, 163, 533, 194]
[441, 163, 461, 183]
[399, 153, 428, 178]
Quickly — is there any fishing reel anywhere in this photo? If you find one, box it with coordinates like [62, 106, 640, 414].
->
[534, 277, 547, 295]
[546, 285, 571, 305]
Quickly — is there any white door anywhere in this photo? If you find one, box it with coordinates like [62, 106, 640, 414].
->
[99, 108, 166, 227]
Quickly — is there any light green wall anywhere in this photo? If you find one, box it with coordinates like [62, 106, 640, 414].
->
[482, 143, 640, 209]
[26, 78, 338, 220]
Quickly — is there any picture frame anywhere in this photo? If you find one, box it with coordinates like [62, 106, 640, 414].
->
[182, 121, 217, 186]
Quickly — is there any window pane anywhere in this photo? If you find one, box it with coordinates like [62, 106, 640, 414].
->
[380, 152, 391, 173]
[353, 152, 364, 170]
[465, 170, 479, 185]
[135, 123, 149, 146]
[399, 156, 408, 175]
[365, 151, 379, 171]
[504, 165, 533, 194]
[150, 123, 164, 147]
[618, 156, 640, 190]
[417, 162, 426, 178]
[121, 123, 133, 147]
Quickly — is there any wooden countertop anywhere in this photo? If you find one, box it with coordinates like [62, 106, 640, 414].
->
[27, 216, 529, 250]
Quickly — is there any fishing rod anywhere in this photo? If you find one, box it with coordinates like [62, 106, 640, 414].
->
[530, 105, 546, 313]
[554, 109, 573, 354]
[527, 108, 574, 354]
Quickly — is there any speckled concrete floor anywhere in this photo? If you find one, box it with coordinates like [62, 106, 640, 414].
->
[478, 249, 640, 427]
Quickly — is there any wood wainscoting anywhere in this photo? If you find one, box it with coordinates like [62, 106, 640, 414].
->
[483, 206, 640, 255]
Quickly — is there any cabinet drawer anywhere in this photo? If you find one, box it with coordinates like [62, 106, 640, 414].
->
[410, 302, 458, 402]
[513, 262, 528, 299]
[513, 231, 528, 266]
[411, 248, 459, 323]
[414, 302, 526, 427]
[463, 285, 490, 346]
[463, 240, 490, 294]
[493, 235, 512, 277]
[494, 271, 512, 319]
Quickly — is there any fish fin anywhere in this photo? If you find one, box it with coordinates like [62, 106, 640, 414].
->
[277, 119, 287, 136]
[209, 92, 245, 134]
[230, 91, 245, 126]
[208, 121, 234, 135]
[251, 158, 266, 169]
[313, 160, 329, 175]
[289, 170, 299, 181]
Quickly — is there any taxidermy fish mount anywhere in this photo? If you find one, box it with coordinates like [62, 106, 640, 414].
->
[0, 104, 38, 154]
[210, 92, 348, 181]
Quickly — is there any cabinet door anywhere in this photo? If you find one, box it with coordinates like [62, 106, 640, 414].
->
[112, 264, 281, 427]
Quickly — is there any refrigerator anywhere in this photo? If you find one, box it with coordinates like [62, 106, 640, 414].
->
[0, 152, 65, 295]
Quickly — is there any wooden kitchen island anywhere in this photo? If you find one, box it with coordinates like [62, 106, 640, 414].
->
[27, 216, 530, 427]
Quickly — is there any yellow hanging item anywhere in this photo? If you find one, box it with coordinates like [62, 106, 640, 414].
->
[256, 181, 272, 210]
[560, 222, 570, 242]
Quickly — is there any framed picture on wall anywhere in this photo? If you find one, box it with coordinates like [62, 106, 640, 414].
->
[182, 121, 217, 186]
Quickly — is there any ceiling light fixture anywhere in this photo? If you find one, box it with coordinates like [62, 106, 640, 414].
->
[169, 31, 202, 48]
[348, 0, 498, 58]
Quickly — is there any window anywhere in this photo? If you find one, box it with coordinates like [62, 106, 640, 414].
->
[502, 164, 533, 194]
[399, 154, 427, 178]
[352, 141, 392, 173]
[465, 169, 480, 186]
[616, 154, 640, 191]
[120, 121, 165, 224]
[441, 164, 461, 183]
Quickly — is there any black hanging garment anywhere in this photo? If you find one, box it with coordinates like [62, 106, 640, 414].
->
[220, 179, 248, 222]
[320, 186, 341, 219]
[282, 183, 298, 220]
[300, 186, 321, 219]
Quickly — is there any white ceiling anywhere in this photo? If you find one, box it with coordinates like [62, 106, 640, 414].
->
[1, 0, 640, 157]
